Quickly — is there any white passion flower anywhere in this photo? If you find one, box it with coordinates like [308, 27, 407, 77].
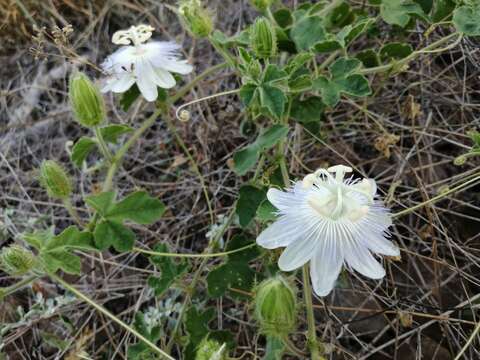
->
[101, 24, 193, 101]
[256, 165, 399, 297]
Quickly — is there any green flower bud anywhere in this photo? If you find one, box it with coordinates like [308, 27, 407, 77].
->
[39, 160, 72, 199]
[195, 337, 227, 360]
[454, 154, 467, 166]
[254, 275, 297, 338]
[250, 18, 277, 59]
[250, 0, 274, 12]
[69, 72, 105, 127]
[0, 245, 36, 276]
[179, 0, 213, 38]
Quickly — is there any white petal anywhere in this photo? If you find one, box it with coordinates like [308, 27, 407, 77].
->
[310, 237, 344, 296]
[256, 216, 301, 249]
[278, 222, 322, 271]
[102, 75, 135, 93]
[267, 188, 296, 211]
[153, 67, 176, 89]
[135, 59, 158, 101]
[344, 239, 385, 279]
[360, 233, 399, 257]
[159, 58, 193, 74]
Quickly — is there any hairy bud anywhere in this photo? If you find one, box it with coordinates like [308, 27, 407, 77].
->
[251, 17, 277, 59]
[249, 0, 274, 12]
[179, 0, 213, 38]
[69, 72, 105, 127]
[195, 337, 227, 360]
[0, 245, 36, 276]
[39, 160, 72, 199]
[254, 275, 297, 337]
[454, 154, 467, 166]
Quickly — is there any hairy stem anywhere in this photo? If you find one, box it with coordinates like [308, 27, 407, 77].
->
[0, 274, 38, 300]
[51, 274, 174, 360]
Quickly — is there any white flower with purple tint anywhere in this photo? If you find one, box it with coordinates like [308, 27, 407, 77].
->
[256, 165, 399, 296]
[101, 24, 193, 102]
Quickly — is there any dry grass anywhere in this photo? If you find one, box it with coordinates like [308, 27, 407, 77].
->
[1, 0, 480, 359]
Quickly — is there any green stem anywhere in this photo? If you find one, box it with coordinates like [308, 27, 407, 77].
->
[63, 197, 84, 227]
[94, 125, 113, 163]
[165, 207, 236, 353]
[302, 264, 322, 359]
[132, 243, 256, 258]
[51, 273, 174, 360]
[0, 275, 38, 300]
[359, 32, 461, 76]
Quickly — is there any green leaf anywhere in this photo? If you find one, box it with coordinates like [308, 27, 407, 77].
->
[23, 226, 95, 275]
[236, 185, 266, 228]
[71, 137, 96, 167]
[99, 124, 133, 144]
[233, 125, 289, 176]
[128, 312, 162, 360]
[256, 199, 278, 222]
[258, 85, 286, 119]
[380, 0, 428, 27]
[355, 49, 381, 68]
[288, 74, 312, 93]
[453, 5, 480, 36]
[147, 244, 189, 296]
[290, 15, 326, 51]
[240, 83, 258, 107]
[206, 235, 259, 299]
[313, 57, 371, 107]
[120, 84, 140, 112]
[432, 0, 456, 22]
[94, 220, 135, 252]
[263, 336, 285, 360]
[380, 42, 413, 60]
[85, 191, 116, 215]
[184, 307, 215, 359]
[105, 191, 165, 225]
[273, 8, 293, 28]
[291, 96, 326, 124]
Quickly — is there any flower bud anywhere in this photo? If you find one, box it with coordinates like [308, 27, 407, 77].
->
[250, 18, 277, 59]
[179, 0, 213, 38]
[195, 337, 227, 360]
[0, 245, 36, 276]
[454, 154, 467, 166]
[254, 275, 297, 337]
[250, 0, 273, 12]
[69, 72, 105, 127]
[39, 160, 72, 199]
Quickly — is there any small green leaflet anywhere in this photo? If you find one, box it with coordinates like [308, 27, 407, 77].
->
[127, 312, 162, 360]
[313, 57, 371, 108]
[71, 137, 96, 167]
[240, 64, 288, 120]
[236, 185, 267, 228]
[290, 15, 326, 51]
[453, 4, 480, 36]
[380, 0, 428, 28]
[233, 124, 289, 176]
[290, 96, 325, 124]
[86, 191, 166, 252]
[70, 125, 132, 167]
[206, 235, 260, 299]
[147, 244, 189, 296]
[23, 226, 95, 275]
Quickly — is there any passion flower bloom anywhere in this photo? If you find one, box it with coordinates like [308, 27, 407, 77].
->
[101, 24, 193, 101]
[257, 165, 399, 296]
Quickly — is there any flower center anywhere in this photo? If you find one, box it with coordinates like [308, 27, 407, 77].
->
[112, 24, 155, 47]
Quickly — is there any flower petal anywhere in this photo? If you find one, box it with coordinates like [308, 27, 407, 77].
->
[153, 67, 176, 89]
[344, 238, 385, 279]
[360, 233, 399, 257]
[158, 58, 193, 75]
[256, 216, 301, 249]
[135, 59, 158, 101]
[310, 237, 344, 296]
[278, 222, 322, 271]
[102, 75, 135, 93]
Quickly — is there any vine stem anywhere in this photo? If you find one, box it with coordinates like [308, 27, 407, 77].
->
[51, 273, 175, 360]
[302, 264, 322, 359]
[94, 125, 113, 163]
[132, 242, 256, 258]
[63, 198, 85, 227]
[0, 275, 39, 300]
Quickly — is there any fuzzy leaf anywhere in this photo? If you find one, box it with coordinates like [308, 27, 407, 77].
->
[453, 5, 480, 36]
[236, 185, 267, 228]
[105, 191, 165, 225]
[291, 96, 325, 124]
[71, 137, 96, 167]
[99, 124, 133, 144]
[184, 307, 215, 359]
[147, 244, 189, 296]
[85, 191, 116, 215]
[233, 125, 289, 175]
[120, 84, 140, 111]
[127, 312, 162, 360]
[380, 42, 413, 60]
[290, 15, 326, 51]
[94, 220, 135, 252]
[380, 0, 427, 27]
